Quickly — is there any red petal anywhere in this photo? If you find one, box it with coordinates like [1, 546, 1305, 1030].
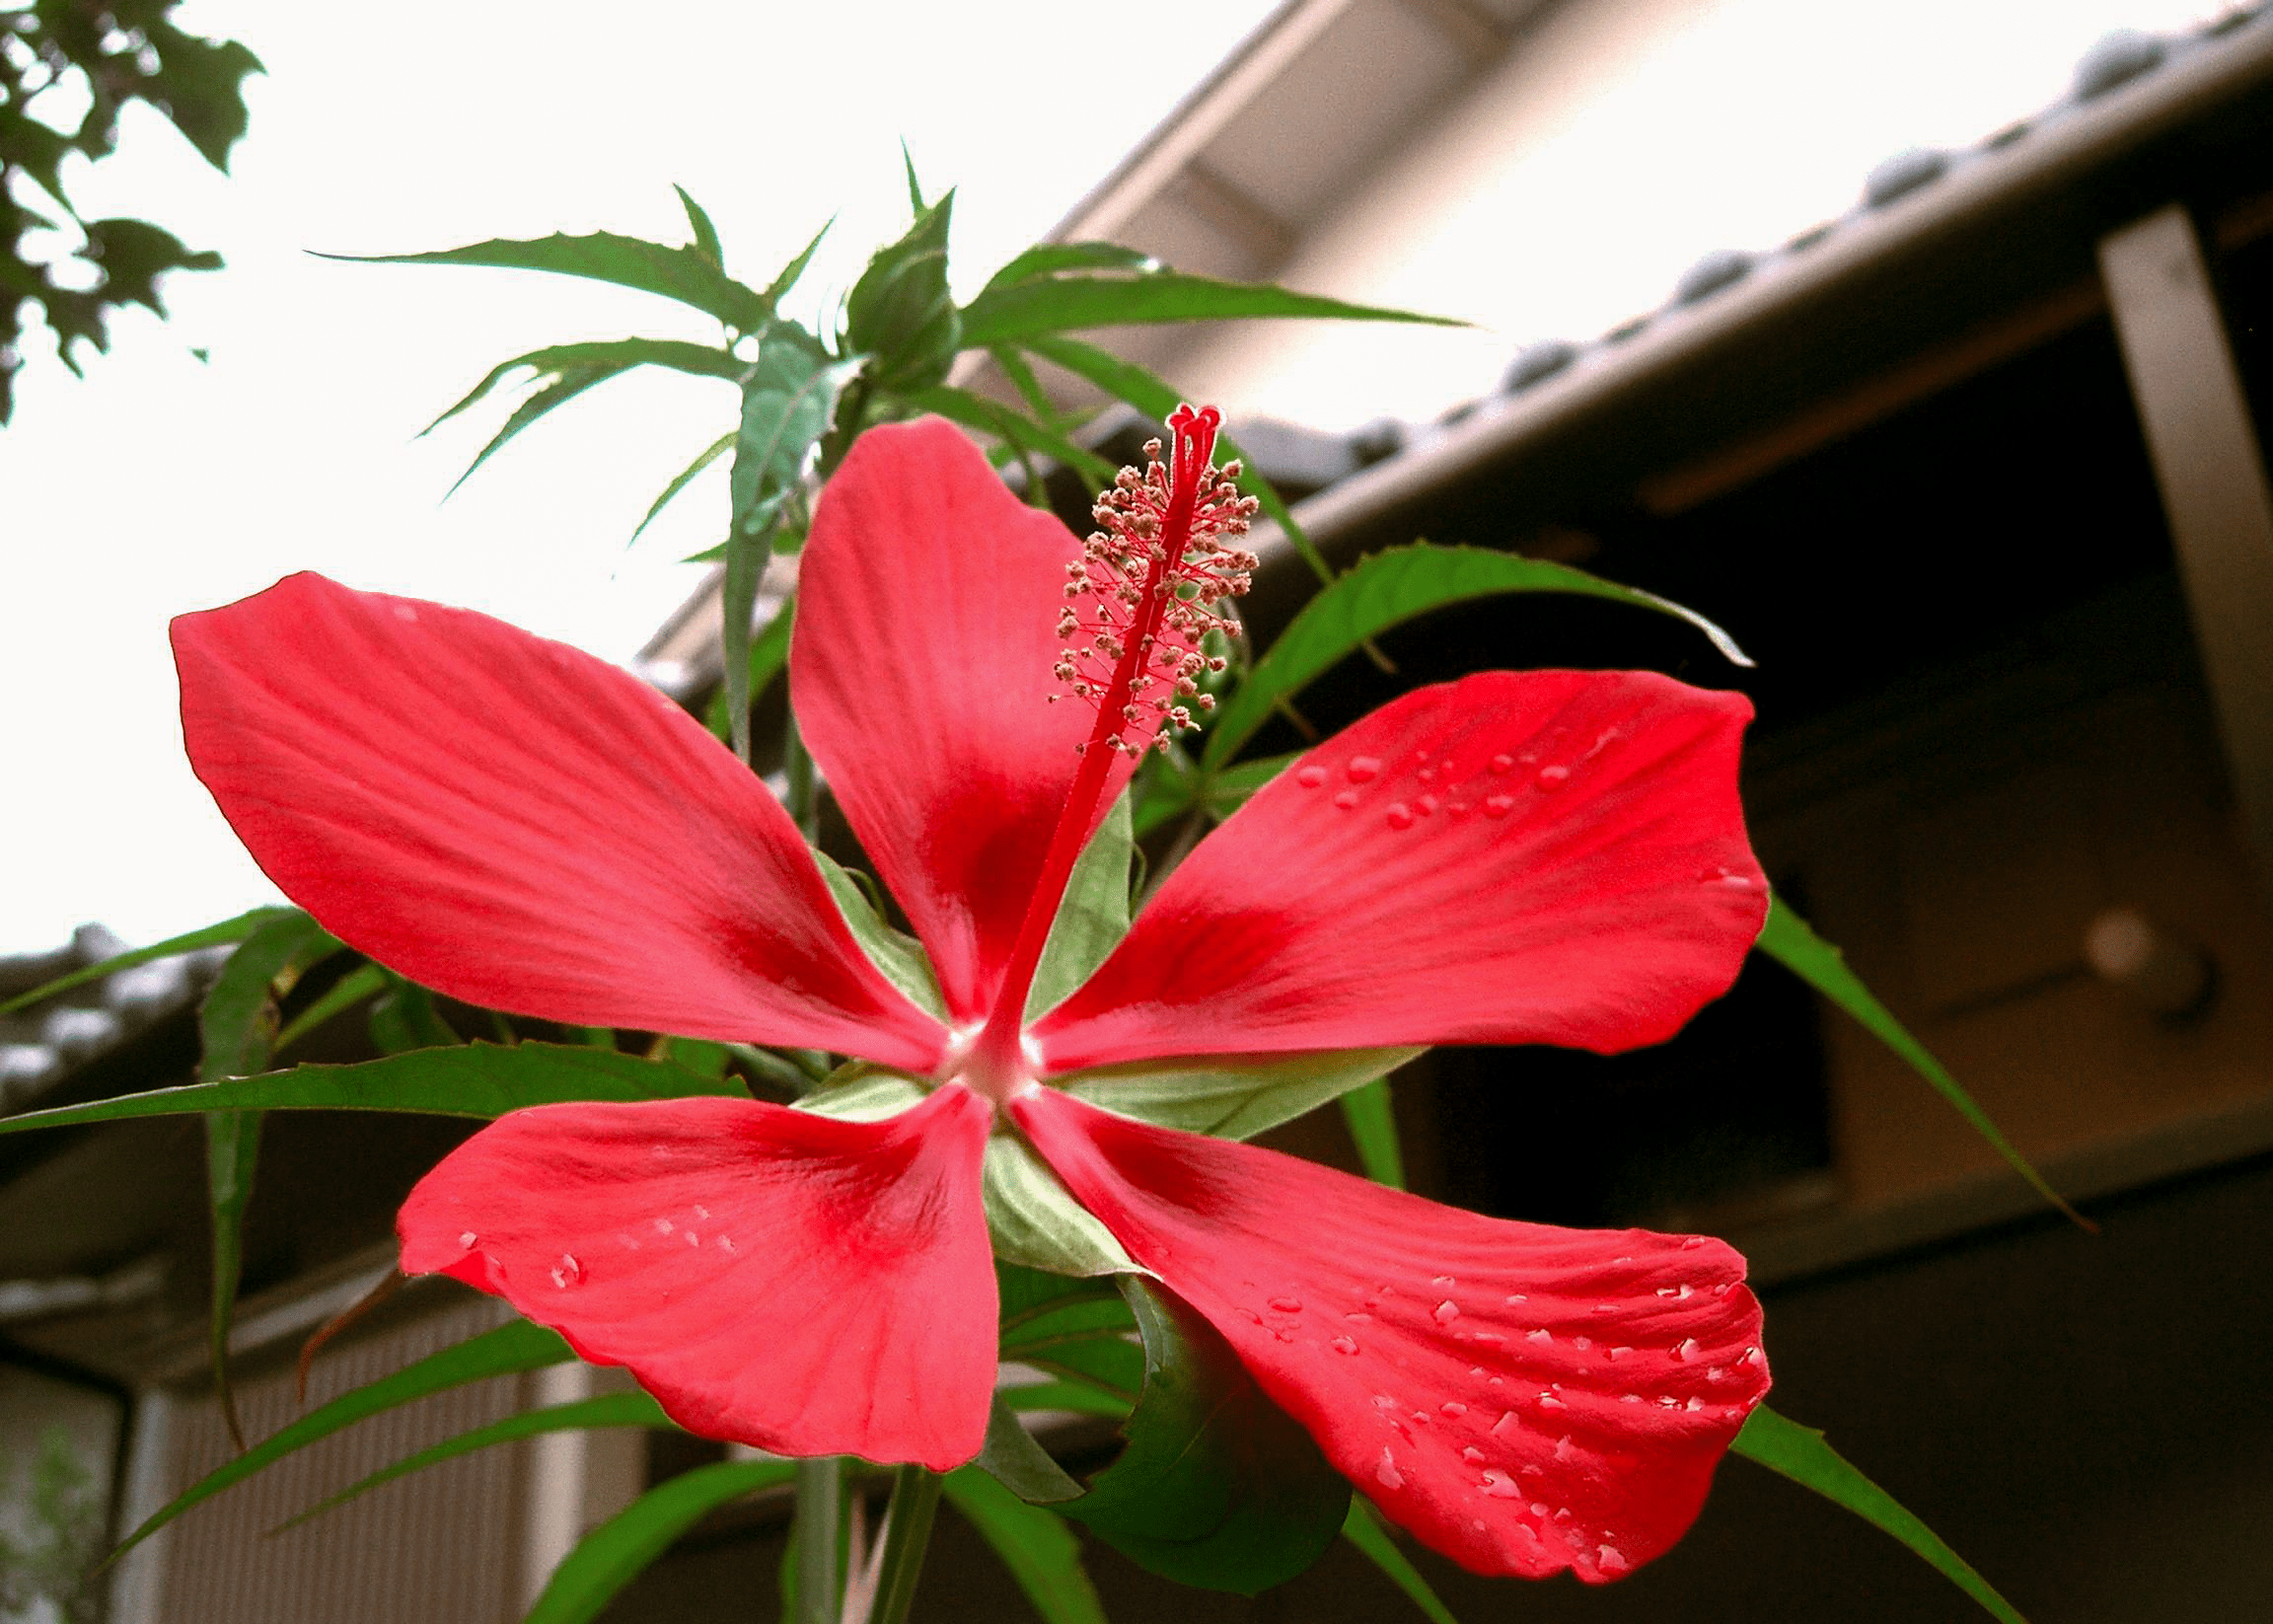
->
[794, 420, 1134, 1023]
[1034, 671, 1764, 1070]
[1013, 1088, 1768, 1581]
[174, 572, 945, 1070]
[400, 1084, 996, 1469]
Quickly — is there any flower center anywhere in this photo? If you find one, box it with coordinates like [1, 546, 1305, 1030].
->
[959, 404, 1257, 1101]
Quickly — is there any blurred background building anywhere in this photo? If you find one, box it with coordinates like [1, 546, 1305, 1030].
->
[7, 1, 2273, 1620]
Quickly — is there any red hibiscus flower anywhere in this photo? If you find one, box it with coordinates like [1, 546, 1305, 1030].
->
[171, 407, 1772, 1584]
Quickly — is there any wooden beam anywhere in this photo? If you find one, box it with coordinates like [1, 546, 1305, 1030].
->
[2099, 203, 2273, 893]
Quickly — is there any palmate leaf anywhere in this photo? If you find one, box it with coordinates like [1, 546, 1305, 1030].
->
[1733, 1406, 2028, 1624]
[272, 1391, 672, 1532]
[845, 191, 960, 394]
[527, 1458, 798, 1624]
[328, 230, 775, 332]
[633, 431, 735, 549]
[674, 185, 724, 267]
[445, 367, 628, 497]
[961, 271, 1462, 351]
[1201, 542, 1752, 773]
[1754, 897, 2084, 1225]
[982, 241, 1159, 295]
[0, 1043, 747, 1139]
[902, 385, 1116, 489]
[1059, 1278, 1349, 1594]
[0, 905, 299, 1015]
[424, 337, 745, 436]
[110, 1320, 572, 1559]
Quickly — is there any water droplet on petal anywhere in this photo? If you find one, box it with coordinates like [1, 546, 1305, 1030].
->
[692, 1205, 710, 1220]
[1345, 1311, 1371, 1323]
[1503, 1293, 1527, 1304]
[1672, 1338, 1700, 1362]
[1333, 789, 1359, 810]
[1473, 1518, 1489, 1532]
[1371, 1393, 1399, 1410]
[1432, 1276, 1455, 1287]
[1375, 1447, 1405, 1490]
[1538, 1393, 1567, 1411]
[1348, 756, 1381, 783]
[1682, 1235, 1709, 1249]
[1270, 1294, 1303, 1313]
[718, 1236, 736, 1253]
[1434, 1299, 1460, 1324]
[458, 1231, 477, 1249]
[1657, 1283, 1694, 1299]
[1440, 1400, 1467, 1417]
[1385, 802, 1414, 830]
[652, 1218, 674, 1234]
[1598, 1545, 1630, 1574]
[1418, 765, 1436, 783]
[1447, 799, 1470, 815]
[1526, 1329, 1552, 1345]
[1463, 1445, 1487, 1462]
[1297, 764, 1328, 788]
[550, 1252, 582, 1290]
[1554, 1435, 1576, 1462]
[1530, 1502, 1552, 1518]
[686, 1231, 701, 1247]
[1484, 794, 1515, 818]
[1417, 794, 1439, 816]
[1480, 1468, 1519, 1499]
[1331, 1336, 1360, 1356]
[1536, 764, 1570, 790]
[1573, 1336, 1592, 1351]
[1490, 754, 1514, 775]
[1491, 1410, 1518, 1439]
[1607, 1347, 1631, 1361]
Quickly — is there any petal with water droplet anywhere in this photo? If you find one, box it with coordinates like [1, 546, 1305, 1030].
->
[401, 1085, 995, 1470]
[1012, 1088, 1771, 1584]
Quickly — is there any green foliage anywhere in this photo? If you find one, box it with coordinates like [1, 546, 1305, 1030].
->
[1025, 791, 1135, 1022]
[960, 268, 1461, 350]
[845, 192, 960, 393]
[527, 1458, 798, 1624]
[0, 905, 296, 1015]
[1059, 1279, 1350, 1594]
[1733, 1406, 2028, 1624]
[943, 1468, 1108, 1624]
[272, 1392, 671, 1532]
[1337, 1077, 1406, 1190]
[113, 1319, 572, 1559]
[0, 1427, 108, 1624]
[0, 1042, 747, 1138]
[0, 0, 259, 420]
[1755, 896, 2083, 1224]
[333, 230, 774, 332]
[1059, 1047, 1421, 1144]
[1340, 1499, 1460, 1624]
[1201, 542, 1751, 772]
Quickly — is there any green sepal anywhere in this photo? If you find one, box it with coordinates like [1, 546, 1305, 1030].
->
[1025, 790, 1135, 1023]
[1058, 1277, 1350, 1594]
[1059, 1047, 1422, 1143]
[971, 1395, 1084, 1504]
[813, 849, 949, 1022]
[794, 1067, 926, 1123]
[983, 1135, 1137, 1277]
[845, 191, 961, 393]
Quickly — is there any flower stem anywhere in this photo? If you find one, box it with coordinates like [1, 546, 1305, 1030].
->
[865, 1465, 943, 1624]
[793, 1455, 842, 1624]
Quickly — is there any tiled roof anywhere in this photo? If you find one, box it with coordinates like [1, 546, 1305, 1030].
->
[0, 924, 222, 1111]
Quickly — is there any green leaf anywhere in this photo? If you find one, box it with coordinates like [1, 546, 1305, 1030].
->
[674, 185, 723, 266]
[632, 431, 735, 548]
[1026, 791, 1135, 1022]
[329, 231, 774, 332]
[983, 242, 1159, 296]
[0, 907, 300, 1015]
[902, 385, 1116, 489]
[366, 975, 462, 1055]
[111, 1320, 572, 1559]
[944, 1468, 1108, 1624]
[1130, 750, 1299, 839]
[446, 367, 627, 497]
[1733, 1406, 2027, 1624]
[1755, 897, 2084, 1225]
[1061, 1048, 1422, 1144]
[271, 962, 388, 1058]
[1061, 1278, 1350, 1594]
[1203, 542, 1753, 773]
[962, 274, 1462, 350]
[1000, 1380, 1136, 1421]
[425, 337, 743, 436]
[846, 193, 961, 393]
[198, 912, 340, 1444]
[1340, 1499, 1459, 1624]
[274, 1391, 672, 1531]
[984, 1136, 1138, 1278]
[704, 591, 796, 746]
[0, 1042, 746, 1139]
[763, 219, 835, 311]
[725, 345, 856, 761]
[1022, 334, 1339, 584]
[526, 1458, 798, 1624]
[971, 1396, 1085, 1504]
[1339, 1078, 1406, 1190]
[813, 850, 948, 1022]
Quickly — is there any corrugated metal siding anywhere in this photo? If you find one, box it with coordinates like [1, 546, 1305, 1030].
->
[151, 1296, 529, 1624]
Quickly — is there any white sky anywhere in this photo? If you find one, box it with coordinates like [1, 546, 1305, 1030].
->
[0, 0, 2236, 955]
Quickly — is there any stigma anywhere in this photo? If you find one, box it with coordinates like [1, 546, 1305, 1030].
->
[1053, 404, 1259, 758]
